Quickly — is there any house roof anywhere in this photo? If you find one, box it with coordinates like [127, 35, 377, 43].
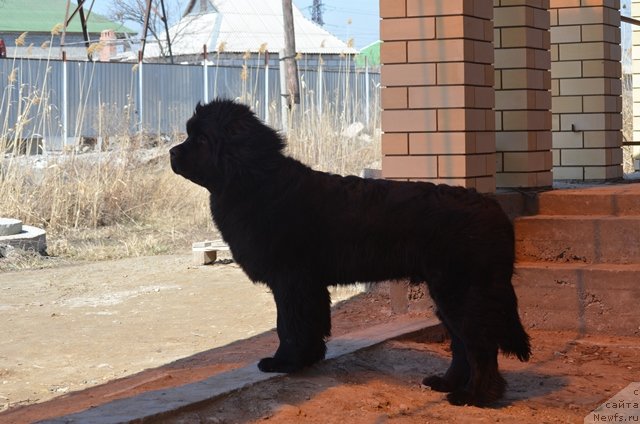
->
[0, 0, 135, 34]
[146, 0, 356, 57]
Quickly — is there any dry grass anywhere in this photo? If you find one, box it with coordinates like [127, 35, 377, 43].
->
[0, 46, 380, 270]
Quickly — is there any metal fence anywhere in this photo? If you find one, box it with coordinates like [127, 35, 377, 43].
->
[0, 58, 380, 151]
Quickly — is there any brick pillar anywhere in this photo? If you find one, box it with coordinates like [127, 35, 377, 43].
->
[633, 1, 640, 169]
[494, 1, 553, 188]
[550, 1, 623, 181]
[380, 1, 496, 192]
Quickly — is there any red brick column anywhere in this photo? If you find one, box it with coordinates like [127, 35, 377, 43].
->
[380, 0, 496, 192]
[550, 0, 623, 180]
[494, 1, 553, 188]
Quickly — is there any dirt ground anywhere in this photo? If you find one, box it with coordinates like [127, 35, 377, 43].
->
[0, 255, 639, 423]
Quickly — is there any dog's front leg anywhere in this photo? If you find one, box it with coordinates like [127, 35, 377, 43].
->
[258, 281, 331, 373]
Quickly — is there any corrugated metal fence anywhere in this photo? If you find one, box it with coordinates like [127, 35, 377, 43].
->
[0, 58, 380, 151]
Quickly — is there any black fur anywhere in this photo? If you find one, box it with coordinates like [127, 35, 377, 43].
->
[170, 99, 531, 406]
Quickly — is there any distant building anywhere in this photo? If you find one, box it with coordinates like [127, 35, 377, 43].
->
[143, 0, 357, 70]
[0, 0, 135, 61]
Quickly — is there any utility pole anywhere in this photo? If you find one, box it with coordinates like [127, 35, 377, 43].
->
[311, 0, 324, 26]
[281, 0, 300, 106]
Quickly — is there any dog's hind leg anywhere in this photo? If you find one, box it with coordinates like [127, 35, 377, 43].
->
[258, 281, 331, 373]
[446, 342, 506, 406]
[422, 326, 470, 393]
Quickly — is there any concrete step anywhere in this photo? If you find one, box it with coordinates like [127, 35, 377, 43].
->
[513, 262, 640, 336]
[514, 215, 640, 264]
[537, 184, 640, 216]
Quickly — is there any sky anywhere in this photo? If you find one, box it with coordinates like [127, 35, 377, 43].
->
[93, 0, 380, 50]
[294, 0, 380, 49]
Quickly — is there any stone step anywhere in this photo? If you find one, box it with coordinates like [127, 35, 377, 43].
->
[514, 215, 640, 264]
[537, 184, 640, 216]
[513, 262, 640, 336]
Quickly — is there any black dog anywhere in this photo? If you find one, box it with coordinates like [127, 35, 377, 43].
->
[170, 99, 531, 406]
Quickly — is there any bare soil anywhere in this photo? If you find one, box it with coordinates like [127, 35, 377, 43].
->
[0, 255, 638, 423]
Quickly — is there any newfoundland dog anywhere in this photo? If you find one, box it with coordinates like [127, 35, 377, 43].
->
[170, 99, 531, 406]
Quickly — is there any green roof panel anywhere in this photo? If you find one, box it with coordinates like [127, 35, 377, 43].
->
[0, 0, 136, 34]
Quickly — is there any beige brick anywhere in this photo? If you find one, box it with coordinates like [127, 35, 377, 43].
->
[496, 131, 537, 151]
[557, 7, 607, 26]
[559, 78, 607, 95]
[553, 165, 584, 180]
[476, 132, 496, 153]
[559, 42, 614, 61]
[560, 113, 608, 131]
[553, 131, 584, 149]
[502, 69, 547, 89]
[551, 60, 582, 78]
[475, 175, 496, 193]
[382, 133, 409, 155]
[494, 6, 534, 27]
[495, 48, 532, 69]
[382, 109, 438, 132]
[583, 130, 622, 148]
[552, 96, 583, 113]
[380, 42, 407, 64]
[496, 172, 539, 188]
[474, 87, 495, 109]
[382, 155, 438, 179]
[550, 25, 581, 44]
[503, 151, 550, 171]
[560, 148, 610, 166]
[495, 90, 534, 110]
[582, 59, 620, 78]
[581, 24, 620, 43]
[502, 110, 551, 130]
[583, 164, 623, 180]
[582, 95, 621, 113]
[381, 63, 436, 86]
[381, 17, 436, 41]
[501, 27, 547, 49]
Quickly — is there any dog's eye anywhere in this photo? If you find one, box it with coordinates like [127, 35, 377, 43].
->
[196, 135, 207, 145]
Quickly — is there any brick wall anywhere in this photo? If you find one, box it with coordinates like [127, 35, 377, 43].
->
[550, 0, 623, 180]
[380, 0, 496, 192]
[494, 0, 553, 188]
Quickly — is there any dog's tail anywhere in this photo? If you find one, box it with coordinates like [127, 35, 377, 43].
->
[498, 286, 532, 362]
[499, 316, 531, 362]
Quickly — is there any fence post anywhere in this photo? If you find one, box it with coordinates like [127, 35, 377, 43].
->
[203, 45, 209, 104]
[279, 49, 288, 132]
[365, 56, 370, 127]
[264, 50, 270, 124]
[137, 50, 143, 134]
[317, 58, 323, 117]
[62, 51, 69, 148]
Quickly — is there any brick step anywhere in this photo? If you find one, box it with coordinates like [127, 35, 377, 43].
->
[537, 184, 640, 216]
[513, 262, 640, 335]
[514, 215, 640, 264]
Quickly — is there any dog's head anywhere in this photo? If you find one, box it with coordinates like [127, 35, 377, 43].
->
[170, 99, 284, 188]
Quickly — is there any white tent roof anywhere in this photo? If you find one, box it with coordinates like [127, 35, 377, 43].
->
[146, 0, 356, 58]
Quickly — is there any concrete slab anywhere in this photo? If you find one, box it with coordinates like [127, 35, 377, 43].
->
[39, 317, 439, 424]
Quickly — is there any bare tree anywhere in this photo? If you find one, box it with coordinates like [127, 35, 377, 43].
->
[108, 0, 183, 59]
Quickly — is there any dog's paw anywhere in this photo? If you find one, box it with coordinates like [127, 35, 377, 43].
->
[257, 357, 300, 373]
[446, 390, 501, 407]
[421, 375, 456, 393]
